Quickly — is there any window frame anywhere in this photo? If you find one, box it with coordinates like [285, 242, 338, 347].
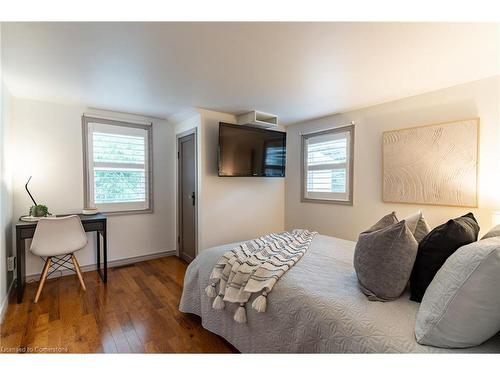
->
[301, 124, 354, 205]
[82, 115, 154, 215]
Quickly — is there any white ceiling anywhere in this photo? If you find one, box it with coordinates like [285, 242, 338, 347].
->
[2, 22, 499, 124]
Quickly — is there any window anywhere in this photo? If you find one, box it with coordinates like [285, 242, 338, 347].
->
[83, 116, 153, 214]
[301, 124, 354, 204]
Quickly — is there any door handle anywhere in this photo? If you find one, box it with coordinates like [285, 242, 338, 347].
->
[190, 192, 195, 206]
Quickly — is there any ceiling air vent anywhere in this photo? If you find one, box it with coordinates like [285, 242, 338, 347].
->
[236, 111, 278, 129]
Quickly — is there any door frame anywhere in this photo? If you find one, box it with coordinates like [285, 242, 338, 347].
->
[176, 128, 199, 261]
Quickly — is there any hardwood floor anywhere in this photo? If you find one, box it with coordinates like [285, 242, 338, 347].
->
[0, 256, 237, 353]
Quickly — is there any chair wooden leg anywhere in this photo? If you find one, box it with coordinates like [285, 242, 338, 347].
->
[71, 254, 86, 291]
[34, 257, 51, 303]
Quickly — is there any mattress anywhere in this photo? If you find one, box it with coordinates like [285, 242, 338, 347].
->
[179, 234, 500, 353]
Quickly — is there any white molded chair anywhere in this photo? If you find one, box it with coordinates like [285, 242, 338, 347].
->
[30, 215, 88, 303]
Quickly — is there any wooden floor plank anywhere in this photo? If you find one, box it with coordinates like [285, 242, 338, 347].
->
[0, 256, 236, 354]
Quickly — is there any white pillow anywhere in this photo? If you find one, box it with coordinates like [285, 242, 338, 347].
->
[481, 224, 500, 240]
[415, 237, 500, 348]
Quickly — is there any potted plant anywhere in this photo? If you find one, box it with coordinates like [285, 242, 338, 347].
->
[29, 204, 51, 217]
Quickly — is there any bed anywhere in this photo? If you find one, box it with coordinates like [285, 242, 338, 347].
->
[179, 233, 500, 353]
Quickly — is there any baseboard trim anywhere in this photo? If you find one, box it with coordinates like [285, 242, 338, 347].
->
[0, 278, 15, 324]
[25, 250, 177, 282]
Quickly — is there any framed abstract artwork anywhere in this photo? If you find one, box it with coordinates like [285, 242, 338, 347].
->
[382, 118, 479, 207]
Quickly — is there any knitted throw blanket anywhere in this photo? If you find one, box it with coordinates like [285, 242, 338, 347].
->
[205, 229, 317, 323]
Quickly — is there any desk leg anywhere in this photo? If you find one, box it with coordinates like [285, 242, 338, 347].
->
[103, 223, 107, 283]
[16, 234, 26, 304]
[97, 227, 107, 283]
[96, 232, 101, 277]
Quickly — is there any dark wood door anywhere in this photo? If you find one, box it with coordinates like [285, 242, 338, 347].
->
[178, 133, 196, 262]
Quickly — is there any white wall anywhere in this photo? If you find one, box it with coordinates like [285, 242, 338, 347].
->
[9, 98, 177, 277]
[197, 109, 285, 249]
[1, 23, 15, 318]
[285, 76, 500, 241]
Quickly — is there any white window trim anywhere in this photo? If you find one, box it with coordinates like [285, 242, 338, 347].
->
[82, 115, 154, 215]
[301, 124, 354, 205]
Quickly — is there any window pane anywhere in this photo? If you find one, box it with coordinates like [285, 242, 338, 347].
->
[85, 118, 152, 212]
[302, 126, 353, 203]
[93, 132, 145, 164]
[307, 168, 346, 193]
[94, 168, 146, 203]
[307, 138, 346, 166]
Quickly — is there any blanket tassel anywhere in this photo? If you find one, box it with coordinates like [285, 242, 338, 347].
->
[212, 294, 225, 310]
[205, 282, 218, 298]
[252, 291, 268, 313]
[234, 303, 247, 323]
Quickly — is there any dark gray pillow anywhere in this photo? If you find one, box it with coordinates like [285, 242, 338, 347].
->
[354, 220, 418, 301]
[481, 224, 500, 240]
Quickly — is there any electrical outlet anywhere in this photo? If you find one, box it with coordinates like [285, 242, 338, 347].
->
[7, 256, 16, 272]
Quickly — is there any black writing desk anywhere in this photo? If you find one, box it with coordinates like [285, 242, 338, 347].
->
[15, 213, 107, 303]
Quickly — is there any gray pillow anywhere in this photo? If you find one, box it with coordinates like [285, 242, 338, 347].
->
[403, 211, 431, 243]
[367, 211, 398, 232]
[354, 220, 418, 301]
[415, 237, 500, 348]
[481, 224, 500, 240]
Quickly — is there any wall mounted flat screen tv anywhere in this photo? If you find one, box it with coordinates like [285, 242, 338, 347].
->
[218, 123, 286, 177]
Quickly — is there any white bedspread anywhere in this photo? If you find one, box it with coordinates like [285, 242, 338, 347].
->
[179, 234, 500, 353]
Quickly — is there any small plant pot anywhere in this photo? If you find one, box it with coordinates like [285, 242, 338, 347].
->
[30, 205, 50, 217]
